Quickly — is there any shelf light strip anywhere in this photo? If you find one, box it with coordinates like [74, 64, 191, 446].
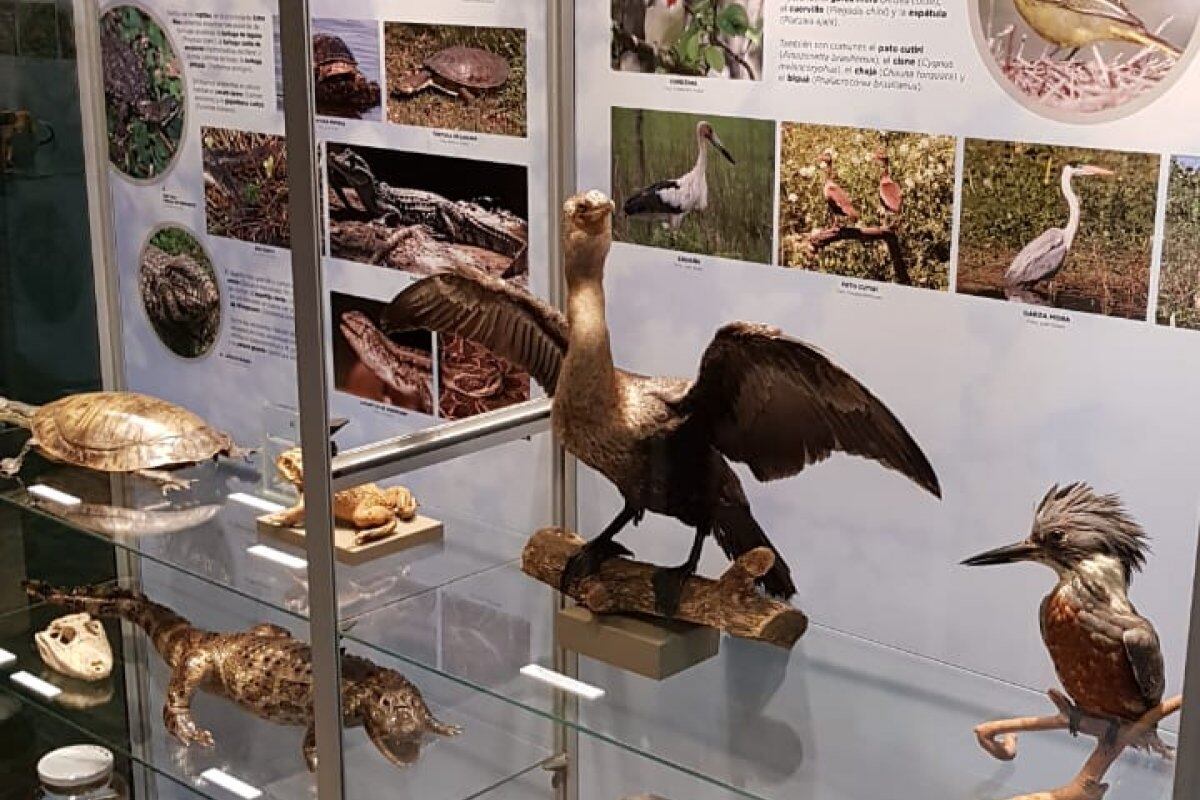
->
[520, 664, 605, 700]
[229, 492, 286, 514]
[200, 768, 263, 800]
[0, 648, 15, 669]
[11, 671, 62, 699]
[27, 484, 82, 506]
[247, 544, 307, 570]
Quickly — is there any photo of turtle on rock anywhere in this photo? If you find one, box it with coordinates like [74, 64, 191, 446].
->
[139, 226, 221, 359]
[100, 4, 184, 180]
[313, 20, 381, 120]
[385, 22, 526, 137]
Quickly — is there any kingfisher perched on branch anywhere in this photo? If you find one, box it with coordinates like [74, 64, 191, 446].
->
[963, 483, 1165, 737]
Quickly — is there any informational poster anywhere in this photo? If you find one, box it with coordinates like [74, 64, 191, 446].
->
[104, 0, 551, 527]
[577, 2, 1200, 797]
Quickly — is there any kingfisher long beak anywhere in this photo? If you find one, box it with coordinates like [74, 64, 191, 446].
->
[961, 540, 1041, 567]
[709, 135, 736, 165]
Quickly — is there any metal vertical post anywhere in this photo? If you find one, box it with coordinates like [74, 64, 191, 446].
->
[548, 2, 578, 800]
[278, 3, 344, 799]
[72, 3, 156, 798]
[1174, 534, 1200, 799]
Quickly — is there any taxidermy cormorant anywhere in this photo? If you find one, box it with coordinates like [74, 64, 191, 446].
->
[383, 190, 941, 614]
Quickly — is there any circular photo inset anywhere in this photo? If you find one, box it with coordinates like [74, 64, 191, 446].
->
[101, 5, 185, 180]
[139, 227, 221, 359]
[973, 0, 1197, 120]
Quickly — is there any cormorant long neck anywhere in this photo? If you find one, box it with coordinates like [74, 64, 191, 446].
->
[1061, 167, 1083, 249]
[562, 232, 618, 402]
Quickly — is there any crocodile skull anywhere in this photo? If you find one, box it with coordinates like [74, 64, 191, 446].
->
[35, 613, 113, 682]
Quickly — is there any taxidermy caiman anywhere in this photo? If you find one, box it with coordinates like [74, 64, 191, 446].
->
[23, 581, 461, 770]
[327, 147, 527, 265]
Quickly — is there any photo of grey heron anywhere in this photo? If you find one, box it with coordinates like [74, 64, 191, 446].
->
[957, 139, 1158, 319]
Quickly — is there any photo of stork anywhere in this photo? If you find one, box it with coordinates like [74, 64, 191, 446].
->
[612, 107, 775, 263]
[957, 139, 1158, 319]
[611, 0, 764, 79]
[777, 123, 956, 290]
[974, 0, 1197, 117]
[1155, 156, 1200, 330]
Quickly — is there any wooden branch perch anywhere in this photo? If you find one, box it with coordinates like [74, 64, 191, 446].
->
[807, 224, 910, 285]
[975, 689, 1181, 800]
[521, 527, 807, 649]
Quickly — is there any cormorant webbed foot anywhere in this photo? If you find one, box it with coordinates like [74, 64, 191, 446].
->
[560, 539, 632, 592]
[651, 565, 695, 617]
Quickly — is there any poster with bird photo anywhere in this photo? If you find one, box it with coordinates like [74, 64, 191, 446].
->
[611, 107, 775, 263]
[973, 0, 1197, 119]
[1155, 156, 1200, 330]
[777, 125, 956, 291]
[610, 0, 764, 80]
[957, 139, 1159, 319]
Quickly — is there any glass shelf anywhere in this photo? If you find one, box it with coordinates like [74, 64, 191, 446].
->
[0, 585, 555, 800]
[2, 428, 1178, 799]
[0, 686, 226, 800]
[0, 426, 534, 627]
[344, 558, 1178, 800]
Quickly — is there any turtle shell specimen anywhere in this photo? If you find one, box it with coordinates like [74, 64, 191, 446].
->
[19, 392, 238, 473]
[393, 46, 510, 96]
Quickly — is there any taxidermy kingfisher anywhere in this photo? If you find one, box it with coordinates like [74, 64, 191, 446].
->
[963, 483, 1165, 736]
[383, 191, 941, 615]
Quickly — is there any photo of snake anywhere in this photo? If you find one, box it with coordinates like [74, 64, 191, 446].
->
[138, 226, 220, 359]
[332, 292, 435, 415]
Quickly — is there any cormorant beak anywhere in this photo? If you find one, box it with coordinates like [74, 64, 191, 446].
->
[961, 539, 1041, 567]
[707, 133, 736, 165]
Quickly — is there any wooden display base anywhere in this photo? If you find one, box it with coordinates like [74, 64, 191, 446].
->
[556, 605, 719, 680]
[257, 515, 443, 566]
[522, 527, 807, 649]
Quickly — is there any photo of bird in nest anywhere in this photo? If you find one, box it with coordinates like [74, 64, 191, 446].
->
[975, 0, 1197, 117]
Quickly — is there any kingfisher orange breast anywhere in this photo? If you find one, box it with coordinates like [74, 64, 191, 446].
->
[1041, 589, 1147, 721]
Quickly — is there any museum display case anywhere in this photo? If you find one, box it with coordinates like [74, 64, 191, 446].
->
[4, 1, 1200, 799]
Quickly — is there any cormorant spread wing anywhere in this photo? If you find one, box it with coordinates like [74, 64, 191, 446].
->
[382, 268, 569, 394]
[679, 322, 941, 496]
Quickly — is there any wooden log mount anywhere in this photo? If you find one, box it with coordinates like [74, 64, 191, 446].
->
[521, 527, 808, 649]
[975, 689, 1181, 800]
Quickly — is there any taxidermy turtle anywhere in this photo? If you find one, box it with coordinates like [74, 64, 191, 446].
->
[0, 392, 247, 492]
[313, 33, 380, 115]
[390, 46, 510, 101]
